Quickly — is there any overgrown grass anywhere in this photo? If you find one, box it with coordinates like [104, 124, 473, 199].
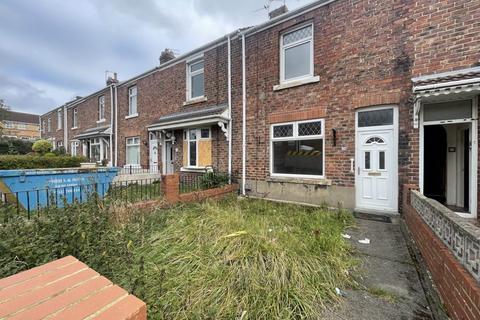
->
[0, 196, 357, 319]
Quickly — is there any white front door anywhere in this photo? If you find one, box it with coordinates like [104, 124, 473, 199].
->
[165, 141, 174, 174]
[355, 106, 398, 213]
[149, 138, 159, 172]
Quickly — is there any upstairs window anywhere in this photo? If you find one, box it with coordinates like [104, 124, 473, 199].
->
[72, 108, 78, 128]
[98, 96, 105, 121]
[280, 24, 313, 83]
[271, 119, 324, 178]
[187, 59, 204, 100]
[42, 120, 46, 133]
[57, 109, 63, 129]
[47, 118, 51, 132]
[128, 86, 138, 116]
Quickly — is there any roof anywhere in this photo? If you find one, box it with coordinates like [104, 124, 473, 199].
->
[74, 125, 112, 139]
[412, 66, 480, 86]
[148, 104, 229, 131]
[0, 256, 146, 319]
[2, 110, 39, 124]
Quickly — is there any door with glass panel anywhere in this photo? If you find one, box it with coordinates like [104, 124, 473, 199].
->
[355, 107, 398, 212]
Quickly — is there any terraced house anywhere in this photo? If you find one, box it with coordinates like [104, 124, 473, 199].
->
[41, 0, 480, 218]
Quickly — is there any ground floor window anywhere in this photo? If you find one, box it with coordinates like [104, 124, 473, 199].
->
[90, 138, 101, 162]
[70, 141, 79, 156]
[184, 128, 211, 167]
[271, 119, 324, 177]
[126, 137, 140, 165]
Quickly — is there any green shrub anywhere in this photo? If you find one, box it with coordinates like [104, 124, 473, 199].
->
[0, 138, 33, 155]
[0, 155, 86, 169]
[44, 152, 56, 157]
[32, 139, 52, 155]
[52, 146, 66, 156]
[199, 171, 230, 189]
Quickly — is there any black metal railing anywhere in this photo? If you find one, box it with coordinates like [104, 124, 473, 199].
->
[118, 164, 161, 175]
[0, 178, 163, 220]
[179, 171, 233, 194]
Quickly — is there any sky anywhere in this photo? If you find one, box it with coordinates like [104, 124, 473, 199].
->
[0, 0, 311, 115]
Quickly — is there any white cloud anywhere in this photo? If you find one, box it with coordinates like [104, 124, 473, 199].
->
[0, 0, 312, 114]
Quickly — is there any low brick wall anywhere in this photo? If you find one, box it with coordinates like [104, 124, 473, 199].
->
[0, 256, 146, 320]
[403, 184, 480, 320]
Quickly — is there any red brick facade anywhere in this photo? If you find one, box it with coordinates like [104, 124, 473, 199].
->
[39, 0, 480, 210]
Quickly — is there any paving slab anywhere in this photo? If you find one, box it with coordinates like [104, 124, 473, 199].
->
[322, 216, 433, 320]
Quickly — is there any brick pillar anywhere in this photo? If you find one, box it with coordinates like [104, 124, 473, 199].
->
[162, 173, 180, 203]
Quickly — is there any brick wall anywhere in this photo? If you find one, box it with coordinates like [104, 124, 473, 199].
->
[67, 88, 113, 156]
[409, 0, 480, 77]
[231, 0, 414, 193]
[403, 184, 480, 320]
[116, 43, 229, 168]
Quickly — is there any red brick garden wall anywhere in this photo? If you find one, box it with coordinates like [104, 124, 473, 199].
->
[403, 185, 480, 320]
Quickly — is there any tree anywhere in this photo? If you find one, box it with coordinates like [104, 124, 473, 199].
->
[32, 139, 53, 155]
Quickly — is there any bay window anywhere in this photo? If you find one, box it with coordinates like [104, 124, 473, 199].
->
[280, 24, 313, 83]
[126, 137, 140, 165]
[271, 119, 324, 178]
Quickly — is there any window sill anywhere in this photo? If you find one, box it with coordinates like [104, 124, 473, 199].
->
[266, 175, 331, 186]
[96, 119, 106, 124]
[183, 96, 207, 106]
[71, 127, 78, 130]
[125, 113, 138, 120]
[181, 166, 207, 173]
[57, 128, 62, 131]
[273, 76, 320, 91]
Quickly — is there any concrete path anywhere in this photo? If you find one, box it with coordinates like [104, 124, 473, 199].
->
[322, 215, 433, 320]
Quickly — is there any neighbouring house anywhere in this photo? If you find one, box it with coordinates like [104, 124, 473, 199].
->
[1, 110, 40, 140]
[40, 0, 480, 219]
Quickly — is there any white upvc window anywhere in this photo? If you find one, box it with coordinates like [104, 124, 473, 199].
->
[71, 141, 79, 156]
[186, 58, 204, 100]
[17, 123, 26, 129]
[72, 108, 78, 128]
[98, 96, 105, 121]
[57, 109, 63, 129]
[4, 121, 14, 128]
[47, 118, 51, 132]
[280, 24, 314, 83]
[126, 137, 140, 165]
[90, 138, 101, 162]
[184, 127, 210, 167]
[270, 119, 325, 178]
[41, 120, 46, 133]
[128, 86, 138, 116]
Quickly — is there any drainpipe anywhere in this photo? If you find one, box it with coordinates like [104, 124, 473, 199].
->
[109, 85, 114, 167]
[114, 85, 118, 167]
[241, 32, 247, 196]
[227, 34, 232, 182]
[63, 105, 67, 151]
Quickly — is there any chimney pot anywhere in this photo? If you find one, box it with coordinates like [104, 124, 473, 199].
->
[159, 48, 176, 65]
[269, 5, 288, 19]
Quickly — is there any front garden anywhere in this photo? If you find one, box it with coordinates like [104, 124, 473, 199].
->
[0, 196, 357, 319]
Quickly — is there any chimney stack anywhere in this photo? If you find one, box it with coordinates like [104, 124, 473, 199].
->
[159, 49, 176, 65]
[106, 72, 119, 86]
[269, 5, 288, 19]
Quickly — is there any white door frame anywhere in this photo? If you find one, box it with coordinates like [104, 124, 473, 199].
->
[355, 105, 399, 213]
[419, 96, 478, 218]
[149, 132, 159, 173]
